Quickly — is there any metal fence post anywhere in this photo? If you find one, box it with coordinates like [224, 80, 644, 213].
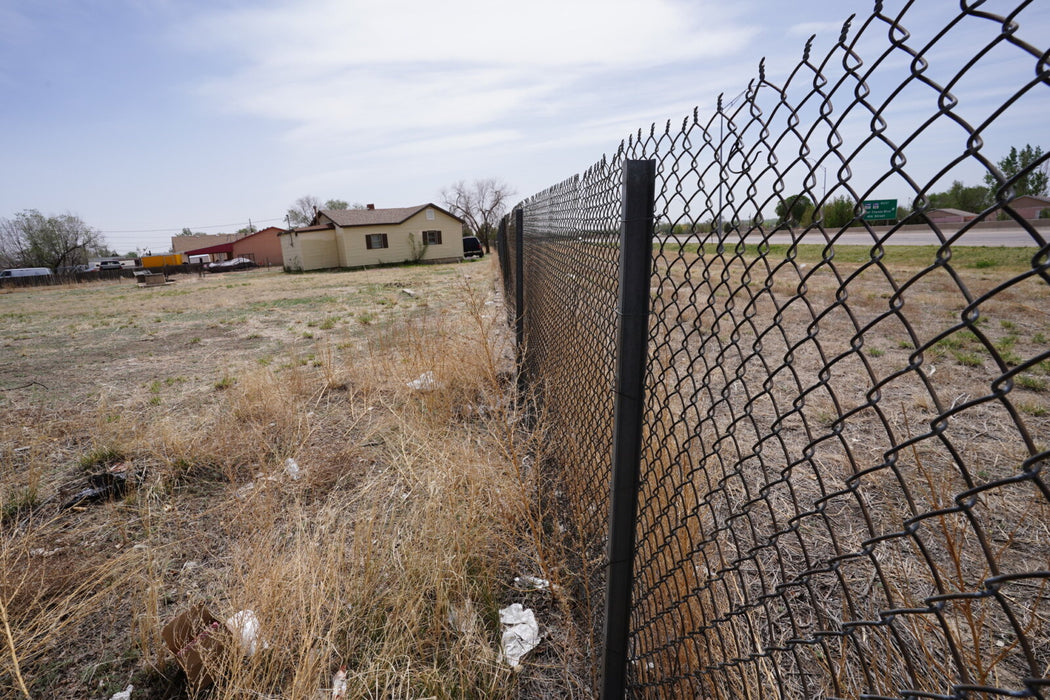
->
[602, 159, 656, 700]
[514, 208, 525, 354]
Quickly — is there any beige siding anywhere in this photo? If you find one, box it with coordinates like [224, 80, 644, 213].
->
[339, 208, 463, 267]
[281, 230, 338, 271]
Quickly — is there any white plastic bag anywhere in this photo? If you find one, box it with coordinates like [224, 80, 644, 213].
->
[498, 604, 540, 670]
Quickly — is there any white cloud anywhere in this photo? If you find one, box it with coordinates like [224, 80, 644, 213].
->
[185, 0, 751, 70]
[787, 20, 848, 38]
[175, 0, 759, 153]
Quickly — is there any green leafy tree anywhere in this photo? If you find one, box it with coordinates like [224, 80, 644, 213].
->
[776, 194, 814, 226]
[821, 196, 858, 228]
[928, 180, 990, 212]
[324, 199, 349, 210]
[984, 144, 1048, 197]
[0, 209, 107, 270]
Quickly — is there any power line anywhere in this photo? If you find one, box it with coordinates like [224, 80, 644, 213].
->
[99, 216, 285, 234]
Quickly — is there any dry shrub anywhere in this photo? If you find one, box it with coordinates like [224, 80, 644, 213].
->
[0, 267, 584, 698]
[188, 281, 534, 698]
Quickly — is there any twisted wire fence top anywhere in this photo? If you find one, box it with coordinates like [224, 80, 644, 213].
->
[509, 1, 1048, 698]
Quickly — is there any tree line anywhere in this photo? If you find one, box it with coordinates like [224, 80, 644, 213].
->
[657, 144, 1048, 235]
[794, 144, 1047, 228]
[0, 210, 114, 271]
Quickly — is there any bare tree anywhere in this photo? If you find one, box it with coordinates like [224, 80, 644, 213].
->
[286, 195, 322, 227]
[0, 210, 106, 270]
[440, 178, 514, 253]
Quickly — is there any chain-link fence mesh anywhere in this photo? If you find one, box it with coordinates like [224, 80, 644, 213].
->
[500, 2, 1049, 697]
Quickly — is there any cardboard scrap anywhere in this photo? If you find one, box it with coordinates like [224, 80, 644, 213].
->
[161, 605, 229, 689]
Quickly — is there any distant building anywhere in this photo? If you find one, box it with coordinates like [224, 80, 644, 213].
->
[279, 204, 464, 271]
[232, 226, 285, 267]
[924, 208, 978, 224]
[171, 233, 237, 256]
[1004, 194, 1050, 220]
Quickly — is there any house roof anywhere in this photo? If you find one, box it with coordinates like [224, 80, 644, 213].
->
[926, 208, 976, 217]
[317, 203, 462, 228]
[1010, 194, 1050, 205]
[282, 223, 335, 235]
[234, 226, 285, 243]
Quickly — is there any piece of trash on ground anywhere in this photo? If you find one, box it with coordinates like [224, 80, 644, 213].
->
[498, 603, 540, 671]
[225, 609, 266, 656]
[61, 470, 130, 510]
[406, 371, 436, 391]
[109, 685, 134, 700]
[513, 575, 551, 591]
[161, 606, 229, 689]
[284, 457, 301, 481]
[332, 665, 347, 699]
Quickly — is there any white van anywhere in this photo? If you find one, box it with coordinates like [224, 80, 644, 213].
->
[0, 267, 52, 278]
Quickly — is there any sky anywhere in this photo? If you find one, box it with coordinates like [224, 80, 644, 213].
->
[0, 0, 1047, 255]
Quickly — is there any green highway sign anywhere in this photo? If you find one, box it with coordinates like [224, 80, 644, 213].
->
[862, 199, 897, 220]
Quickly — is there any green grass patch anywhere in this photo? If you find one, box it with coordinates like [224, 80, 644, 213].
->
[995, 334, 1018, 350]
[952, 350, 984, 367]
[1, 486, 39, 522]
[80, 447, 126, 469]
[661, 243, 1036, 271]
[1017, 375, 1047, 391]
[248, 295, 338, 311]
[1019, 402, 1048, 417]
[998, 349, 1022, 367]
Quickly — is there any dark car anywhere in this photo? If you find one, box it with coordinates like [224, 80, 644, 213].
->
[462, 236, 484, 259]
[206, 257, 258, 272]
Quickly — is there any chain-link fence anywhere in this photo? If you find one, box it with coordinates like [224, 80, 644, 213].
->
[499, 2, 1049, 698]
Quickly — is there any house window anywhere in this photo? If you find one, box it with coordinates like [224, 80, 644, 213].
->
[426, 209, 435, 220]
[422, 230, 442, 245]
[366, 233, 388, 250]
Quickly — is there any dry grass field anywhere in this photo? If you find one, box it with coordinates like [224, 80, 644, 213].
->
[0, 262, 587, 699]
[631, 244, 1050, 698]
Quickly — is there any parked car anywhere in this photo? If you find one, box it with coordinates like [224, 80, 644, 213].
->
[0, 267, 52, 278]
[462, 236, 484, 259]
[206, 257, 258, 272]
[98, 260, 123, 270]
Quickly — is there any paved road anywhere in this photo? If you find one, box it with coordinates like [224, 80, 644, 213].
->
[662, 226, 1046, 248]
